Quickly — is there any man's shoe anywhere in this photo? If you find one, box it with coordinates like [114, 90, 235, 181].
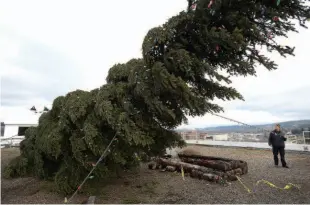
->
[283, 165, 289, 168]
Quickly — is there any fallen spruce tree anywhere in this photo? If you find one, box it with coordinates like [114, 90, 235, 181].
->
[4, 0, 309, 194]
[149, 154, 248, 182]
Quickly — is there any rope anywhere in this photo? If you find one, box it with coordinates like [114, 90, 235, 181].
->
[66, 133, 117, 204]
[236, 176, 252, 193]
[210, 113, 271, 133]
[236, 176, 301, 193]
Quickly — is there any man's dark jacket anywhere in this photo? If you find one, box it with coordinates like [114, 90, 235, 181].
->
[268, 130, 287, 147]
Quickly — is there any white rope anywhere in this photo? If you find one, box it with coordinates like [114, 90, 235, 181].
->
[211, 113, 271, 133]
[66, 133, 117, 203]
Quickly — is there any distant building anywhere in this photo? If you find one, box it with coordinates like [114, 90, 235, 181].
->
[212, 134, 228, 141]
[177, 130, 208, 140]
[2, 123, 38, 138]
[0, 107, 40, 138]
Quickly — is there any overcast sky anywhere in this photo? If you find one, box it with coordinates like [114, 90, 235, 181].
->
[1, 0, 309, 128]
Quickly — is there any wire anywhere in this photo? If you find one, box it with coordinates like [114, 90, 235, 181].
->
[66, 133, 117, 203]
[210, 113, 271, 133]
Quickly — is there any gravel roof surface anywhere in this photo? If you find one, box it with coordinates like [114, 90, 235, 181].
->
[1, 145, 310, 204]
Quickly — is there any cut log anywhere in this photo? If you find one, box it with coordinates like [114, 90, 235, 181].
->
[156, 158, 223, 182]
[150, 155, 248, 183]
[190, 169, 221, 182]
[163, 154, 172, 159]
[178, 154, 236, 162]
[156, 163, 162, 169]
[241, 164, 248, 174]
[166, 166, 176, 172]
[148, 162, 157, 170]
[178, 154, 248, 173]
[180, 157, 232, 171]
[178, 154, 247, 166]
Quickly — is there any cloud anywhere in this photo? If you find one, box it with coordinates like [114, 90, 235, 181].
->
[0, 0, 309, 128]
[234, 86, 310, 114]
[0, 28, 84, 108]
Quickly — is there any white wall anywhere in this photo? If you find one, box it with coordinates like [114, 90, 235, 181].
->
[212, 134, 228, 141]
[3, 125, 19, 137]
[186, 140, 310, 152]
[1, 124, 37, 138]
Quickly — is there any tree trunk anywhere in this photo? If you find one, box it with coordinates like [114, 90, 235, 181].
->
[180, 157, 232, 171]
[154, 158, 224, 182]
[178, 154, 248, 174]
[149, 156, 248, 182]
[178, 154, 236, 162]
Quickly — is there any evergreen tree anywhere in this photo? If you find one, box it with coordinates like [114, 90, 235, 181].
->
[4, 0, 309, 194]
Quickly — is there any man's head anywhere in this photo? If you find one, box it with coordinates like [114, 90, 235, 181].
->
[275, 124, 281, 131]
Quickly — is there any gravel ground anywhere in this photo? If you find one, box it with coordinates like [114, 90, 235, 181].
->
[1, 148, 87, 204]
[1, 145, 310, 204]
[1, 148, 20, 172]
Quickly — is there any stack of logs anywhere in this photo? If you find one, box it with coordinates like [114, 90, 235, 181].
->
[148, 154, 248, 183]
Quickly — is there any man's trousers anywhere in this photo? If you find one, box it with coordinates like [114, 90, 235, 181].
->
[272, 146, 287, 167]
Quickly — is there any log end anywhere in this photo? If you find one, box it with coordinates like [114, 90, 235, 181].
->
[148, 162, 157, 170]
[166, 166, 176, 172]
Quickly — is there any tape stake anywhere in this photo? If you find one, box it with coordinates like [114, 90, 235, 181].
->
[64, 197, 68, 203]
[276, 0, 281, 6]
[181, 166, 185, 181]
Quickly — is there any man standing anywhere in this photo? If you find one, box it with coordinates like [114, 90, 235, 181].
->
[268, 124, 289, 168]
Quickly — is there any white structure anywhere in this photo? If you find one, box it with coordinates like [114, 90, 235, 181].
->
[186, 140, 310, 152]
[2, 123, 38, 137]
[1, 123, 38, 148]
[0, 107, 40, 148]
[303, 131, 310, 145]
[211, 134, 229, 141]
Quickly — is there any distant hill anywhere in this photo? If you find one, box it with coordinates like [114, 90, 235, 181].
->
[177, 120, 310, 133]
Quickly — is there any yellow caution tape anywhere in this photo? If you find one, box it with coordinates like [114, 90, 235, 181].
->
[64, 197, 68, 203]
[181, 166, 185, 181]
[256, 179, 301, 190]
[236, 176, 300, 194]
[236, 176, 252, 193]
